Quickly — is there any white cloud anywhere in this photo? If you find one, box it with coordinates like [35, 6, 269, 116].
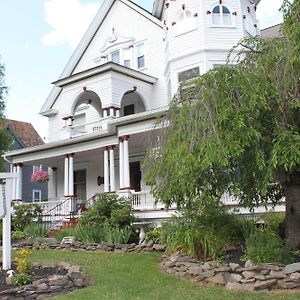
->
[256, 0, 283, 29]
[42, 0, 100, 49]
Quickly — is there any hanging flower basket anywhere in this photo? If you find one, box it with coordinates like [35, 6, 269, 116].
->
[31, 170, 49, 183]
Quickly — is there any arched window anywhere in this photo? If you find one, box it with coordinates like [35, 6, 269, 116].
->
[176, 10, 196, 35]
[212, 4, 232, 26]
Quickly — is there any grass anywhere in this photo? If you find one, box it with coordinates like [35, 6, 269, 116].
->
[18, 250, 299, 300]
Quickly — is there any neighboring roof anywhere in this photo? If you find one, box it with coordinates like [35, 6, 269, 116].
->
[40, 0, 162, 116]
[5, 119, 44, 148]
[261, 24, 282, 38]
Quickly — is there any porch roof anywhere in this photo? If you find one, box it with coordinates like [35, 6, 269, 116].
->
[52, 62, 158, 88]
[4, 106, 167, 164]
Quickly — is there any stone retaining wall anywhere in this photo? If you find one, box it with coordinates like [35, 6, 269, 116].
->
[13, 240, 166, 253]
[0, 263, 88, 300]
[162, 254, 300, 291]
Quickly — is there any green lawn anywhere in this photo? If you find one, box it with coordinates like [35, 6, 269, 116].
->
[21, 250, 299, 300]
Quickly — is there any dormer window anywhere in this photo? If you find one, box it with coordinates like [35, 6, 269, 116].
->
[212, 5, 232, 26]
[111, 50, 120, 64]
[136, 43, 145, 69]
[176, 10, 196, 35]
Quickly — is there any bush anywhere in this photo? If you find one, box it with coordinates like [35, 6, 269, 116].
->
[79, 193, 135, 228]
[260, 212, 285, 235]
[12, 230, 27, 240]
[15, 249, 32, 274]
[55, 224, 132, 245]
[245, 230, 293, 264]
[12, 273, 33, 286]
[23, 224, 48, 238]
[12, 204, 42, 231]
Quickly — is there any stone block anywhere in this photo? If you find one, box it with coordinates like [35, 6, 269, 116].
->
[254, 279, 277, 290]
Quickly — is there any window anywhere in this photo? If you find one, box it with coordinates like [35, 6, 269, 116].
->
[178, 67, 200, 83]
[176, 10, 196, 35]
[32, 190, 41, 203]
[74, 169, 86, 200]
[123, 48, 131, 68]
[111, 50, 120, 64]
[33, 165, 42, 172]
[136, 44, 145, 69]
[212, 5, 232, 26]
[124, 104, 135, 116]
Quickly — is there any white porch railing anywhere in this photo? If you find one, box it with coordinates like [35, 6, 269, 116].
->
[131, 191, 170, 210]
[71, 119, 106, 137]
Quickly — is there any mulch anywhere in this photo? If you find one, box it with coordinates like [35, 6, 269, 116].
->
[0, 263, 67, 292]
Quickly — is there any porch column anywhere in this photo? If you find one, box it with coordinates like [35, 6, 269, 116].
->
[48, 167, 57, 200]
[64, 154, 69, 196]
[12, 164, 17, 200]
[110, 107, 114, 117]
[116, 108, 120, 118]
[103, 108, 108, 118]
[109, 146, 116, 192]
[104, 147, 109, 192]
[119, 138, 124, 189]
[123, 136, 130, 189]
[68, 154, 74, 197]
[16, 163, 23, 201]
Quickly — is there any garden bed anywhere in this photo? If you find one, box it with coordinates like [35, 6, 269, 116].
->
[0, 263, 88, 299]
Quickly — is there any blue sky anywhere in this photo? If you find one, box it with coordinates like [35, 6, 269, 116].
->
[0, 0, 283, 140]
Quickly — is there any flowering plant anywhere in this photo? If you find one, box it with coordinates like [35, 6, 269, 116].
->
[31, 170, 49, 183]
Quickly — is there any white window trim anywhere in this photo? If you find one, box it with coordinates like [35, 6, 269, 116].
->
[177, 65, 201, 86]
[32, 189, 42, 203]
[210, 3, 236, 28]
[134, 42, 146, 70]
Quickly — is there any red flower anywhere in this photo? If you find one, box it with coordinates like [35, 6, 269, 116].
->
[31, 170, 49, 183]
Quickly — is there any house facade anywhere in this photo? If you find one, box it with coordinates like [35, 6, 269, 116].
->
[4, 119, 48, 203]
[5, 0, 268, 222]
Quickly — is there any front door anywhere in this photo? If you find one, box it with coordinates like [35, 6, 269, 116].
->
[130, 162, 141, 192]
[74, 169, 87, 200]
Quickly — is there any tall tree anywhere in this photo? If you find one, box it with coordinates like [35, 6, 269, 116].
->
[0, 59, 11, 171]
[147, 0, 300, 249]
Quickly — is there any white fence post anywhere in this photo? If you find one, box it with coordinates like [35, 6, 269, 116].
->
[0, 172, 18, 270]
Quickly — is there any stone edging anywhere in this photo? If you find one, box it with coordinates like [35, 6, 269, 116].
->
[0, 263, 88, 300]
[13, 240, 166, 253]
[162, 254, 300, 291]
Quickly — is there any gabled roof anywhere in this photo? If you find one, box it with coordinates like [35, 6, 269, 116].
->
[40, 0, 162, 116]
[5, 119, 44, 148]
[261, 24, 282, 38]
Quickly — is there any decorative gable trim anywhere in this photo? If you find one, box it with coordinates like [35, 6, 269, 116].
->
[40, 0, 162, 115]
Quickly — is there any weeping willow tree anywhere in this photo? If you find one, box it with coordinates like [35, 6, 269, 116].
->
[146, 0, 300, 249]
[0, 59, 11, 171]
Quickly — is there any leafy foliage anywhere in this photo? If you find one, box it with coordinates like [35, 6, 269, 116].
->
[12, 273, 33, 286]
[245, 230, 293, 264]
[146, 1, 300, 248]
[55, 224, 132, 245]
[23, 224, 48, 238]
[15, 249, 32, 274]
[79, 193, 135, 228]
[12, 204, 42, 231]
[0, 58, 11, 171]
[156, 199, 244, 260]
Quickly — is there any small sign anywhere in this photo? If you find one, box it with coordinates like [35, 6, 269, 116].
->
[0, 184, 6, 219]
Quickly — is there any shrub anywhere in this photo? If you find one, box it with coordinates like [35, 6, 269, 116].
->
[15, 249, 32, 274]
[12, 273, 33, 286]
[156, 198, 246, 260]
[23, 224, 48, 238]
[12, 230, 27, 240]
[245, 230, 293, 264]
[260, 212, 285, 235]
[79, 193, 135, 228]
[12, 204, 42, 231]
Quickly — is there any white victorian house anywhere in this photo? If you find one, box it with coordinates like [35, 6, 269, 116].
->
[6, 0, 276, 223]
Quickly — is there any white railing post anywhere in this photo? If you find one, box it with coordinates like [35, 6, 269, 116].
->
[1, 172, 18, 270]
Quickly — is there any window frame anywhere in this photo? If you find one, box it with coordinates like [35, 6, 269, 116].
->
[210, 4, 234, 28]
[32, 189, 42, 203]
[136, 43, 145, 70]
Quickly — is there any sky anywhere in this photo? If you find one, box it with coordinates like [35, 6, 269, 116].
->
[0, 0, 283, 141]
